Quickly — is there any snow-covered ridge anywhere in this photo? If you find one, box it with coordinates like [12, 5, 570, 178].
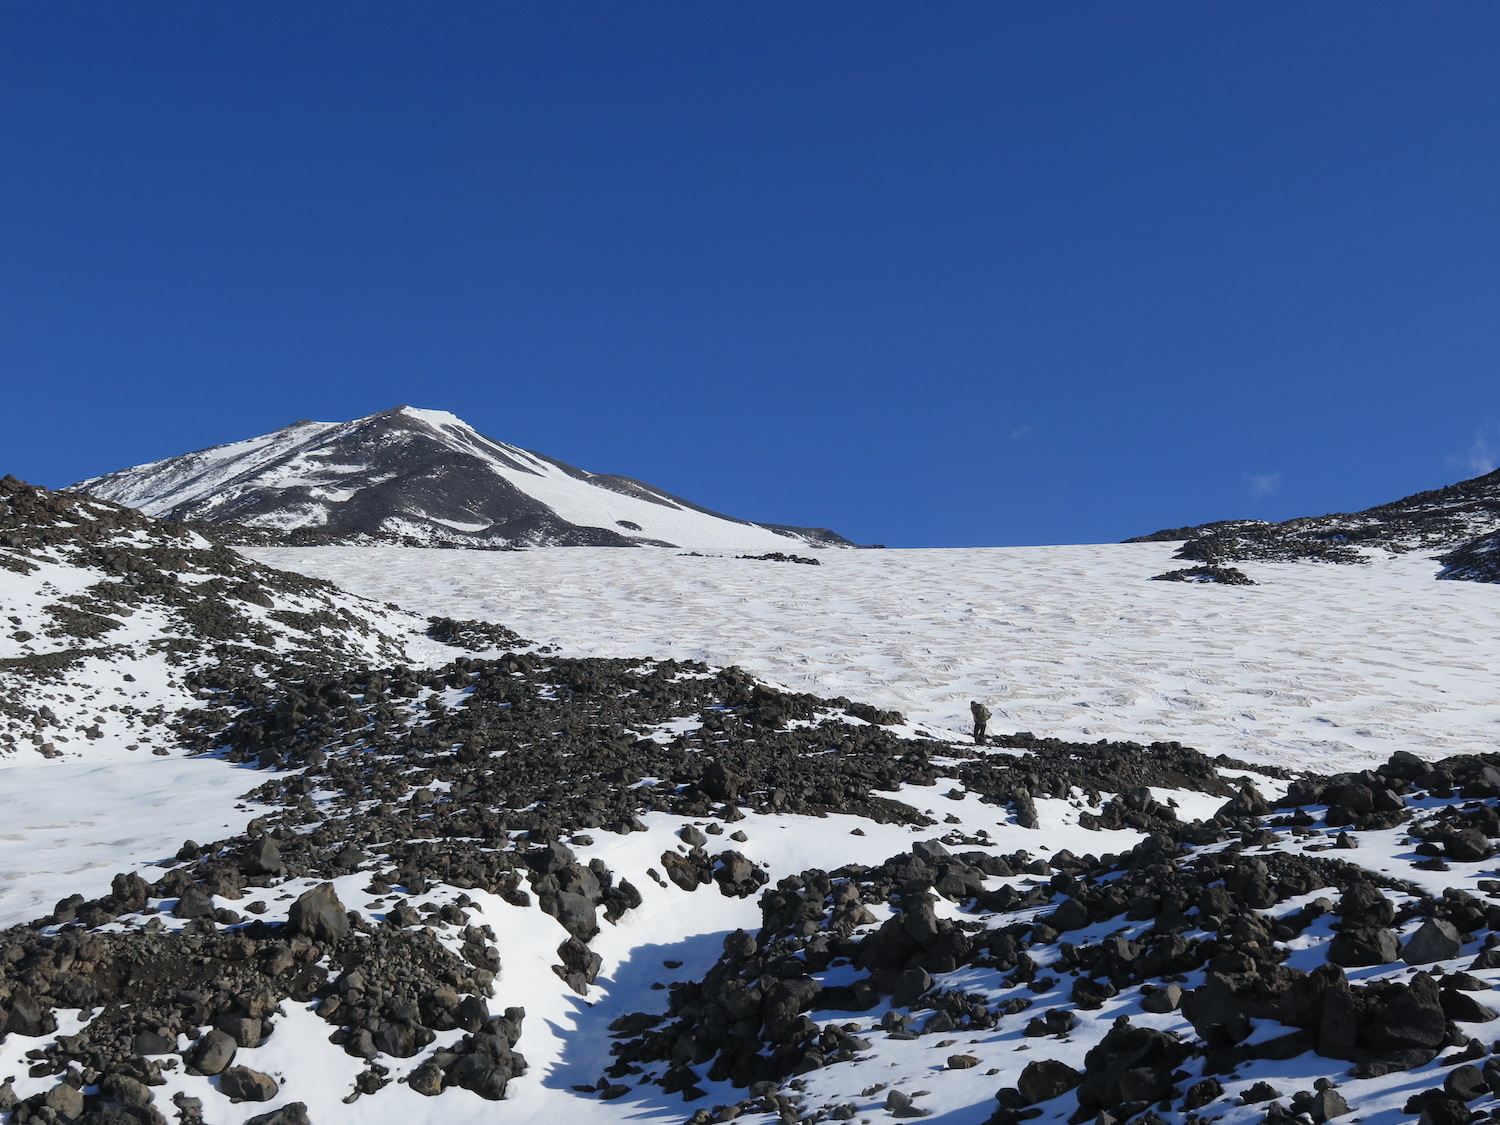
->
[72, 406, 855, 551]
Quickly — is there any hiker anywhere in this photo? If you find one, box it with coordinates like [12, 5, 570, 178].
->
[970, 700, 991, 746]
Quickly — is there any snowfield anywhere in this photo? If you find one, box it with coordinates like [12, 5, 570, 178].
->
[0, 756, 261, 931]
[245, 541, 1500, 774]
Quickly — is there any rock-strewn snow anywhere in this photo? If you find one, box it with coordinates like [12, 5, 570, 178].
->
[8, 515, 1500, 1125]
[0, 479, 436, 760]
[1131, 464, 1500, 567]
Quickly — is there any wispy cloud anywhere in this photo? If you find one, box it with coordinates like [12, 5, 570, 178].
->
[1244, 471, 1283, 497]
[1009, 424, 1033, 441]
[1449, 424, 1500, 477]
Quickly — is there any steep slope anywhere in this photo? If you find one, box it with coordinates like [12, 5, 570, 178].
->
[72, 407, 855, 550]
[0, 475, 443, 760]
[1127, 466, 1500, 571]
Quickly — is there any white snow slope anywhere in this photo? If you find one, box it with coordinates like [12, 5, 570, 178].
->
[245, 541, 1500, 775]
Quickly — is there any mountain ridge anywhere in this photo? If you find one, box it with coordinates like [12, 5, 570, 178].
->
[72, 406, 856, 551]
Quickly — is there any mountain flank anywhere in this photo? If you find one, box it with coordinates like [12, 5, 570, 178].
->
[71, 407, 855, 551]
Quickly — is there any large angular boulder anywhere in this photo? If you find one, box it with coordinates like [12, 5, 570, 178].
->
[239, 837, 285, 877]
[1328, 926, 1400, 967]
[1402, 919, 1463, 965]
[286, 883, 350, 943]
[218, 1066, 278, 1102]
[1075, 1021, 1192, 1111]
[1017, 1059, 1084, 1104]
[1337, 884, 1395, 927]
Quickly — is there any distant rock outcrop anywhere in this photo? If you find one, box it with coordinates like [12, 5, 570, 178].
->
[1438, 528, 1500, 584]
[1129, 466, 1500, 577]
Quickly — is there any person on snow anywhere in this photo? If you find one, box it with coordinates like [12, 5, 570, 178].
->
[969, 700, 991, 746]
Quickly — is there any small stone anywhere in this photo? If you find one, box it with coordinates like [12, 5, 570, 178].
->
[1182, 1077, 1224, 1111]
[1140, 983, 1182, 1013]
[408, 1061, 444, 1096]
[1240, 1081, 1281, 1104]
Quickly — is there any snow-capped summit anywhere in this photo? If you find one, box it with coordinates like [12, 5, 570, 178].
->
[71, 406, 856, 550]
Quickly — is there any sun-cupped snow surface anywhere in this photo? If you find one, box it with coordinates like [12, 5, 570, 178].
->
[244, 541, 1500, 773]
[0, 755, 262, 930]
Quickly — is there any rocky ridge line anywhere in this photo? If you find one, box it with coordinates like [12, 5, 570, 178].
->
[1127, 466, 1500, 578]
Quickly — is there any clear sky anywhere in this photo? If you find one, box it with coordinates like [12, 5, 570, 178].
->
[4, 4, 1498, 547]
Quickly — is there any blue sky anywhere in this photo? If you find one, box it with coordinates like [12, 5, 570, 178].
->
[4, 3, 1498, 547]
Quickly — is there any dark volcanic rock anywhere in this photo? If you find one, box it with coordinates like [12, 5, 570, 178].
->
[188, 1030, 238, 1076]
[246, 1105, 312, 1125]
[287, 884, 351, 943]
[1403, 918, 1463, 965]
[218, 1066, 278, 1102]
[1438, 529, 1500, 584]
[1328, 925, 1400, 967]
[1016, 1059, 1083, 1104]
[1075, 1021, 1192, 1110]
[1150, 565, 1255, 586]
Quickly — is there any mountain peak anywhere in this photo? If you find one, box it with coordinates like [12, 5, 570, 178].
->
[72, 408, 856, 550]
[367, 404, 463, 428]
